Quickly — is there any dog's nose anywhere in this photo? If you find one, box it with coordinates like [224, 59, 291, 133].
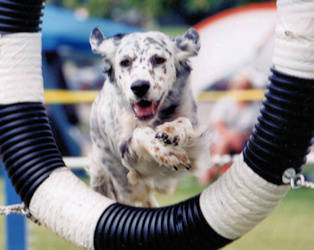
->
[131, 80, 150, 98]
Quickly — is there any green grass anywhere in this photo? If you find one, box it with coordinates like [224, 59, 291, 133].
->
[156, 25, 189, 36]
[224, 164, 314, 250]
[1, 173, 314, 250]
[224, 188, 314, 250]
[30, 225, 78, 250]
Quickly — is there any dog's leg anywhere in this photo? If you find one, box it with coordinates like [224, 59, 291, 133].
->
[129, 126, 191, 171]
[89, 145, 137, 202]
[145, 193, 159, 207]
[126, 170, 159, 207]
[88, 149, 117, 199]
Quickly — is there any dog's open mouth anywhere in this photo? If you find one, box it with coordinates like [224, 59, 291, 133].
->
[132, 100, 160, 120]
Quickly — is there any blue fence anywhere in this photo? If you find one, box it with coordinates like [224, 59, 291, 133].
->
[1, 164, 27, 250]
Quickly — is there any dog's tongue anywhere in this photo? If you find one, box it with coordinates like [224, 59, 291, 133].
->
[134, 100, 155, 118]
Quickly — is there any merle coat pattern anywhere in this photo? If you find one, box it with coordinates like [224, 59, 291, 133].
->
[88, 27, 209, 207]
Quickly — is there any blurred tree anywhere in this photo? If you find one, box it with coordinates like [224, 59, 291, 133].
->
[47, 0, 273, 25]
[47, 0, 110, 16]
[86, 0, 112, 17]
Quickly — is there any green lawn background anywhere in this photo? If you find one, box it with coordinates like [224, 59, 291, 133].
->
[1, 168, 313, 250]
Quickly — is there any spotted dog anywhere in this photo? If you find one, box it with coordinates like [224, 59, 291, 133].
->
[88, 27, 209, 207]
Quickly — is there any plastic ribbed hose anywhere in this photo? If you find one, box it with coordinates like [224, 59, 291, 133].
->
[0, 103, 65, 206]
[94, 195, 232, 250]
[0, 0, 44, 33]
[0, 1, 312, 249]
[244, 69, 314, 185]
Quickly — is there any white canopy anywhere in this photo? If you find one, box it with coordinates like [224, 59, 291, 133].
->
[191, 2, 276, 95]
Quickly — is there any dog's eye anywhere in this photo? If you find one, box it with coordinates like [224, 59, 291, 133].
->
[151, 55, 166, 66]
[120, 59, 132, 67]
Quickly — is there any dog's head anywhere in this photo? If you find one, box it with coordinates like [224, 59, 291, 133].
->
[90, 28, 200, 121]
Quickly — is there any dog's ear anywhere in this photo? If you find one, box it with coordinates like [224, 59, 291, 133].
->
[173, 28, 200, 60]
[90, 28, 126, 82]
[90, 28, 121, 57]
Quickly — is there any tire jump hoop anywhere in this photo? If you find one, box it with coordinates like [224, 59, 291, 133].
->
[0, 1, 313, 249]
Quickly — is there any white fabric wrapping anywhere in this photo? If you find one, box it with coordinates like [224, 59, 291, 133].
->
[200, 154, 289, 239]
[272, 0, 314, 79]
[0, 33, 44, 103]
[29, 168, 114, 250]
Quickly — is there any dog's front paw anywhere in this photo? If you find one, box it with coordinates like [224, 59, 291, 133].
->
[155, 130, 180, 146]
[155, 117, 193, 147]
[132, 126, 191, 171]
[152, 144, 191, 171]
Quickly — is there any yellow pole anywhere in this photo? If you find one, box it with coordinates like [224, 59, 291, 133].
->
[44, 89, 266, 104]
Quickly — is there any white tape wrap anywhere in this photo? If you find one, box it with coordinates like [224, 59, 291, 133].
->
[29, 168, 114, 250]
[0, 33, 44, 103]
[272, 0, 314, 79]
[200, 154, 289, 239]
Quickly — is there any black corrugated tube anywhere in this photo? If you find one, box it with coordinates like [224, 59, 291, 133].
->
[243, 69, 314, 184]
[1, 1, 314, 249]
[0, 0, 44, 33]
[0, 1, 60, 208]
[94, 195, 231, 250]
[0, 103, 65, 206]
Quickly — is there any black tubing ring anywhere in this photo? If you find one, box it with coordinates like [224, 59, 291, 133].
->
[0, 0, 44, 33]
[94, 195, 232, 250]
[243, 68, 314, 184]
[0, 102, 65, 206]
